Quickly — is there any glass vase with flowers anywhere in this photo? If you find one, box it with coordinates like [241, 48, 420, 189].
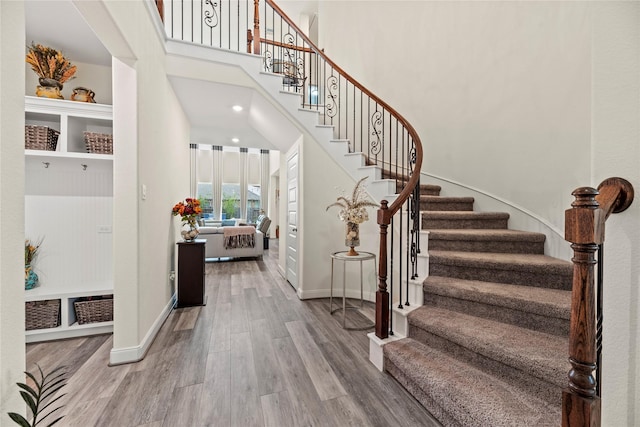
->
[172, 198, 202, 242]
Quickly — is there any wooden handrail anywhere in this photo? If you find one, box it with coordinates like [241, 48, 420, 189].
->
[155, 0, 164, 22]
[562, 177, 634, 427]
[260, 38, 315, 54]
[261, 0, 423, 339]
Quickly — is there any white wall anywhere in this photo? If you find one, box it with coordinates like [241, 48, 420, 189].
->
[319, 1, 639, 423]
[591, 3, 640, 425]
[0, 0, 26, 418]
[319, 1, 591, 239]
[77, 1, 191, 363]
[24, 159, 113, 292]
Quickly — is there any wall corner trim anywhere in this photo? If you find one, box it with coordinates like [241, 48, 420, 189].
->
[108, 292, 176, 365]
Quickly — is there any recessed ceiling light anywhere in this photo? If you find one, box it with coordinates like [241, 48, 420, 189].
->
[231, 137, 240, 143]
[232, 105, 243, 112]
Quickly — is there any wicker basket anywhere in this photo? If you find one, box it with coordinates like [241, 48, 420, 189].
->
[25, 299, 61, 330]
[74, 296, 113, 324]
[25, 125, 60, 151]
[84, 132, 113, 154]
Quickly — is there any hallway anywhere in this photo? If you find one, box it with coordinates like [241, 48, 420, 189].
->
[25, 241, 440, 426]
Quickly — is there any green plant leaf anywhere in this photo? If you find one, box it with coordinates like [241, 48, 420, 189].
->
[42, 366, 66, 379]
[24, 371, 41, 393]
[7, 412, 31, 427]
[10, 365, 66, 427]
[19, 390, 37, 416]
[16, 383, 38, 399]
[40, 380, 66, 401]
[35, 404, 64, 426]
[45, 415, 64, 427]
[39, 394, 66, 416]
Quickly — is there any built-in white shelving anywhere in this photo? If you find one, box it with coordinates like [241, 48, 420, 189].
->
[24, 95, 114, 343]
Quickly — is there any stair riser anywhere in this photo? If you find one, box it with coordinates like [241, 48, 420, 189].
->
[407, 326, 563, 406]
[422, 293, 569, 336]
[422, 216, 508, 230]
[384, 358, 463, 427]
[428, 262, 572, 290]
[420, 200, 474, 211]
[428, 238, 545, 254]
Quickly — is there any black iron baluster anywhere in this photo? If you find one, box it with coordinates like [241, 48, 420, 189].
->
[405, 196, 410, 307]
[170, 0, 174, 38]
[398, 200, 403, 310]
[596, 243, 603, 397]
[390, 215, 395, 335]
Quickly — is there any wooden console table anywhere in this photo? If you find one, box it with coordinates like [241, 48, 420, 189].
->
[176, 240, 206, 307]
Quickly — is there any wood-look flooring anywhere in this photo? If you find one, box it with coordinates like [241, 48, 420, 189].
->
[26, 240, 440, 427]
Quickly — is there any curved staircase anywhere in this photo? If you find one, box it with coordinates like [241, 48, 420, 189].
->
[383, 186, 573, 426]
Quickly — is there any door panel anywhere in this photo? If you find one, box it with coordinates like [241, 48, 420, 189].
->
[286, 152, 298, 289]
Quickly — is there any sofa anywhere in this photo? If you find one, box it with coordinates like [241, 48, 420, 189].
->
[198, 225, 264, 259]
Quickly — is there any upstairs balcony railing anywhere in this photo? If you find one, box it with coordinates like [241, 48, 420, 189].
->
[157, 0, 423, 339]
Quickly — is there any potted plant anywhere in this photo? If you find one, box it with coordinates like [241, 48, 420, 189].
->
[25, 43, 77, 99]
[24, 238, 43, 290]
[7, 365, 67, 427]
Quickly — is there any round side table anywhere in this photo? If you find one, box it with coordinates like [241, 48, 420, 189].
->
[330, 250, 377, 329]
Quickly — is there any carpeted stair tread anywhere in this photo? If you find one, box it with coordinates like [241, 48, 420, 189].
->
[421, 196, 475, 211]
[423, 276, 570, 320]
[422, 276, 570, 334]
[429, 250, 573, 290]
[396, 181, 441, 196]
[407, 306, 569, 388]
[428, 229, 546, 254]
[423, 211, 509, 229]
[384, 338, 561, 427]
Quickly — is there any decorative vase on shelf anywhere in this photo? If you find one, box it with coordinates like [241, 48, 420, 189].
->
[25, 265, 39, 290]
[71, 87, 96, 103]
[345, 221, 360, 256]
[36, 78, 64, 100]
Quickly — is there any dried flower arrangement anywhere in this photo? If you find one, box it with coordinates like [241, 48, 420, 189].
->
[326, 177, 379, 225]
[25, 43, 77, 86]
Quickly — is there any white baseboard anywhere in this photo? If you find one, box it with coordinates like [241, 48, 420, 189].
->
[109, 292, 177, 365]
[297, 287, 375, 302]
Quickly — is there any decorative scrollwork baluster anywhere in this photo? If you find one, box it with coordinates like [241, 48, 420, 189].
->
[204, 0, 219, 29]
[326, 75, 338, 119]
[263, 51, 273, 73]
[370, 110, 383, 157]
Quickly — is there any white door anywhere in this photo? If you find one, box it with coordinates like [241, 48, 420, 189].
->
[286, 151, 299, 289]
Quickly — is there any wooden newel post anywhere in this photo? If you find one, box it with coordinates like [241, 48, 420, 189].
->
[247, 30, 253, 54]
[376, 200, 391, 339]
[253, 0, 261, 55]
[562, 187, 603, 427]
